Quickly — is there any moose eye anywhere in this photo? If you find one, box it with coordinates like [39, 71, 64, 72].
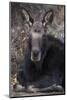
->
[38, 30, 41, 33]
[34, 29, 41, 33]
[34, 29, 37, 32]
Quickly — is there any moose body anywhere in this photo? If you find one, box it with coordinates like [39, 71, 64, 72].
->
[17, 9, 65, 92]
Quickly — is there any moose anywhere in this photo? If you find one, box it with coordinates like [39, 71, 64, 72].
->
[17, 9, 65, 93]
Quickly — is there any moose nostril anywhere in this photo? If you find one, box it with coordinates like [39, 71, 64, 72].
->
[33, 51, 39, 57]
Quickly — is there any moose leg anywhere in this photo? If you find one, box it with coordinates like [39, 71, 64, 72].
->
[34, 84, 64, 93]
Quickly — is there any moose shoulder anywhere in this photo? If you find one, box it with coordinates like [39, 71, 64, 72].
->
[17, 9, 65, 93]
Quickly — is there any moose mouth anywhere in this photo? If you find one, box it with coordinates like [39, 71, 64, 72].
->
[31, 52, 41, 62]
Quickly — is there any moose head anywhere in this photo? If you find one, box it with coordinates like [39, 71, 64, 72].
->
[22, 8, 54, 62]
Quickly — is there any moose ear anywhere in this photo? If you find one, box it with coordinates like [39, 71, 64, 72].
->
[22, 9, 34, 26]
[42, 10, 54, 26]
